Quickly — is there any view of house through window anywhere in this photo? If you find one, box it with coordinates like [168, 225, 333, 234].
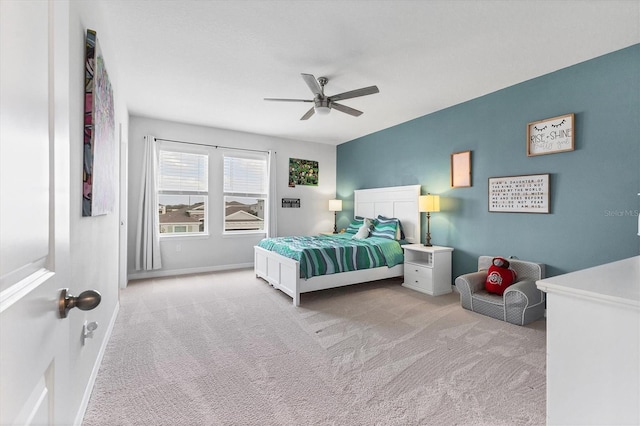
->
[224, 197, 265, 231]
[158, 149, 208, 236]
[158, 195, 206, 234]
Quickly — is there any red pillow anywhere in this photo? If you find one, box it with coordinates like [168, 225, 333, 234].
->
[485, 257, 517, 296]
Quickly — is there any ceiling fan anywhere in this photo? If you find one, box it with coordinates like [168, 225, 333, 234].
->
[265, 73, 379, 120]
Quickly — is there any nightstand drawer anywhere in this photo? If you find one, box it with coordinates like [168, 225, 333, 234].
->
[404, 264, 434, 293]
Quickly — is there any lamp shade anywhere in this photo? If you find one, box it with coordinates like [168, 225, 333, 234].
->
[329, 199, 342, 212]
[419, 194, 440, 213]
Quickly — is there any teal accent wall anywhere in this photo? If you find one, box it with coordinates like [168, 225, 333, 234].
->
[337, 45, 640, 279]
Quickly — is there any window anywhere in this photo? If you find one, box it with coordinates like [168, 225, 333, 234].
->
[157, 148, 208, 236]
[223, 152, 268, 233]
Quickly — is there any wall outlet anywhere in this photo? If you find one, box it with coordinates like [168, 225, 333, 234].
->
[176, 243, 181, 252]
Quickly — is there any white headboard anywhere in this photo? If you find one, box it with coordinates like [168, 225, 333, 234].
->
[354, 185, 421, 244]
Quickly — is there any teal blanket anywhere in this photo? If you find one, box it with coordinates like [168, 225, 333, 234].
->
[257, 233, 404, 279]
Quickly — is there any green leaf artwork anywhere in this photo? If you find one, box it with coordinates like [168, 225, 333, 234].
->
[288, 158, 318, 187]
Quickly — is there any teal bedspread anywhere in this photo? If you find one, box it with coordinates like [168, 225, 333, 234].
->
[257, 233, 404, 279]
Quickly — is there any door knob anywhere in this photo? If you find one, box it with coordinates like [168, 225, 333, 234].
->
[58, 288, 101, 318]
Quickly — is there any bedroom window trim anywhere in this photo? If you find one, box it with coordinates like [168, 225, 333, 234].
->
[223, 151, 268, 236]
[157, 145, 209, 238]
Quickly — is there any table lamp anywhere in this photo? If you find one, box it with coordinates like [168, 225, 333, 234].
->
[419, 194, 440, 246]
[329, 199, 342, 234]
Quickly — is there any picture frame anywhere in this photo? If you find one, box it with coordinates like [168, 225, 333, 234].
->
[450, 150, 472, 187]
[288, 158, 318, 187]
[488, 173, 550, 213]
[83, 29, 115, 216]
[527, 113, 574, 156]
[281, 198, 301, 208]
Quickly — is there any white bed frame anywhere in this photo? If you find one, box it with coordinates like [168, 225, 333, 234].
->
[254, 185, 421, 306]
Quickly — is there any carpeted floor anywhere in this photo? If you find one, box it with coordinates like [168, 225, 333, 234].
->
[83, 269, 546, 425]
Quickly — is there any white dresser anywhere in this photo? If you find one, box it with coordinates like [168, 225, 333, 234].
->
[402, 244, 453, 296]
[536, 256, 640, 426]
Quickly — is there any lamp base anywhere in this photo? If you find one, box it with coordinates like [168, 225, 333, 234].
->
[424, 212, 434, 247]
[425, 231, 433, 247]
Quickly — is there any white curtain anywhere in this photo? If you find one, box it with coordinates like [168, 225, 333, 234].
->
[135, 135, 162, 270]
[267, 150, 277, 238]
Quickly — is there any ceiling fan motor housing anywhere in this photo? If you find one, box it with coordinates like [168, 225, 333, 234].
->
[314, 97, 331, 114]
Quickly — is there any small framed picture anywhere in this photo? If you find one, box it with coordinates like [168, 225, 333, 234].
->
[488, 173, 550, 213]
[450, 150, 471, 187]
[527, 113, 574, 156]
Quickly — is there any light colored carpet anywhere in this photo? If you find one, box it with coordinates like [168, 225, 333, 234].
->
[83, 269, 546, 425]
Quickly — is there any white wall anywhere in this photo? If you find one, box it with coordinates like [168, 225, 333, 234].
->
[67, 1, 126, 422]
[128, 116, 337, 279]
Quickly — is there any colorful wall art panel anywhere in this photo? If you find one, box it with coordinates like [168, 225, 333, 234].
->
[288, 158, 319, 187]
[83, 29, 115, 216]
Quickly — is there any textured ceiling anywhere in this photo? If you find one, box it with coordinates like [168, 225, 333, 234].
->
[100, 0, 640, 145]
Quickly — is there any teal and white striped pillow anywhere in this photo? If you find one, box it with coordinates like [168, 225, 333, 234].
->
[377, 215, 405, 240]
[371, 216, 399, 240]
[345, 216, 365, 234]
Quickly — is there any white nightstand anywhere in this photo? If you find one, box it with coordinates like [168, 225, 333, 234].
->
[402, 244, 454, 296]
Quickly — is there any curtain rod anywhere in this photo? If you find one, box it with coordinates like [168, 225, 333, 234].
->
[154, 137, 271, 154]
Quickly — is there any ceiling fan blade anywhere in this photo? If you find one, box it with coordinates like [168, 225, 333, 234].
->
[331, 102, 363, 117]
[264, 98, 312, 102]
[329, 85, 379, 102]
[300, 107, 315, 120]
[301, 73, 322, 96]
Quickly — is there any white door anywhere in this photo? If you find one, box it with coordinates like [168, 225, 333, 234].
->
[0, 1, 73, 424]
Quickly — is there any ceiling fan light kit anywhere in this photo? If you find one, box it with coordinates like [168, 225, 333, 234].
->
[265, 73, 379, 120]
[314, 99, 331, 115]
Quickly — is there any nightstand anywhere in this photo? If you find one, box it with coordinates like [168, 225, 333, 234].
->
[402, 244, 454, 296]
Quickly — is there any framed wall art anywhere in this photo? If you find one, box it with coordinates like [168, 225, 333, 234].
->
[282, 198, 301, 208]
[288, 158, 318, 187]
[83, 29, 116, 216]
[450, 150, 472, 187]
[488, 173, 550, 213]
[527, 113, 574, 156]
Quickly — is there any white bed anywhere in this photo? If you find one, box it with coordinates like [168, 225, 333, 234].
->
[254, 185, 421, 306]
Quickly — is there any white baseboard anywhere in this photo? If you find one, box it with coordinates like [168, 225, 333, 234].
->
[74, 301, 120, 426]
[127, 262, 254, 282]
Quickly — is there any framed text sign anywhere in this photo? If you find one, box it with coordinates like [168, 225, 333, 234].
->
[527, 113, 574, 156]
[488, 174, 550, 213]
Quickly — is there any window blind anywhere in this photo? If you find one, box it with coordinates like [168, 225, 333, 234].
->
[159, 150, 208, 192]
[223, 154, 267, 194]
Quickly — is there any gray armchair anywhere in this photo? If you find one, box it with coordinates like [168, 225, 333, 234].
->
[455, 256, 546, 325]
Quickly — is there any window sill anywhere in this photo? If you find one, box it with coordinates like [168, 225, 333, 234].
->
[222, 231, 266, 239]
[160, 233, 209, 241]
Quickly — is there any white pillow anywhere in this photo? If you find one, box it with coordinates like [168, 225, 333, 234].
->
[352, 218, 372, 240]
